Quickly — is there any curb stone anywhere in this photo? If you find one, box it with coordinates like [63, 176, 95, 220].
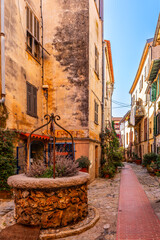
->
[39, 205, 100, 240]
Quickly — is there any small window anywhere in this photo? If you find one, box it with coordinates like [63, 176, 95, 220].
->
[27, 82, 37, 117]
[94, 101, 99, 124]
[144, 66, 146, 80]
[126, 133, 128, 145]
[139, 75, 143, 93]
[26, 6, 40, 60]
[95, 46, 99, 77]
[144, 118, 147, 141]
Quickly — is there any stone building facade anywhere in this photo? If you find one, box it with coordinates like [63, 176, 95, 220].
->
[0, 0, 114, 180]
[129, 14, 160, 159]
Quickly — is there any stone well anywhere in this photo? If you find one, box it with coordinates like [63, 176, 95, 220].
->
[8, 172, 89, 228]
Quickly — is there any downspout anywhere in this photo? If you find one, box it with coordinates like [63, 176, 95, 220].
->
[147, 95, 150, 153]
[102, 41, 105, 133]
[0, 0, 5, 103]
[40, 0, 44, 86]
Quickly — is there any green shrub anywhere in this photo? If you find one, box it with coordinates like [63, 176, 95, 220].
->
[156, 155, 160, 169]
[0, 129, 17, 190]
[101, 163, 116, 178]
[143, 153, 157, 167]
[76, 156, 91, 168]
[112, 151, 123, 167]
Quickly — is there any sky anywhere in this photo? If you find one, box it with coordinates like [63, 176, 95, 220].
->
[104, 0, 160, 118]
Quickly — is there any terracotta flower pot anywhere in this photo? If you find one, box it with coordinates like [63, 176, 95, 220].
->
[79, 168, 88, 173]
[105, 174, 110, 178]
[135, 159, 141, 165]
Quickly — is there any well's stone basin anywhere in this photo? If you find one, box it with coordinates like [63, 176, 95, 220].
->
[8, 172, 89, 228]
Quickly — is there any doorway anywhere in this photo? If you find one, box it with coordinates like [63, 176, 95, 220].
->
[95, 145, 98, 178]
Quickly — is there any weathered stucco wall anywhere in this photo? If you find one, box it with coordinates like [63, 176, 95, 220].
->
[3, 0, 45, 133]
[43, 0, 89, 133]
[89, 0, 102, 140]
[88, 0, 103, 179]
[1, 0, 103, 180]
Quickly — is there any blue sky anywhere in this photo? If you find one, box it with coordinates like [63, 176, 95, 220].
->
[104, 0, 160, 117]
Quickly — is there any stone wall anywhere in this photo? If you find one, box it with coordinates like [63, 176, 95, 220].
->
[14, 184, 88, 228]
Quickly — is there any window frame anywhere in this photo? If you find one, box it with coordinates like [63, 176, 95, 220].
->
[26, 5, 40, 61]
[95, 45, 99, 78]
[94, 100, 99, 125]
[27, 82, 38, 118]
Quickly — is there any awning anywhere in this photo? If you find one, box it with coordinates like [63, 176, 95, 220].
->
[148, 59, 160, 82]
[20, 132, 50, 141]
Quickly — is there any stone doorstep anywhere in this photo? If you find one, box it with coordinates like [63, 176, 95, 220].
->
[39, 205, 100, 240]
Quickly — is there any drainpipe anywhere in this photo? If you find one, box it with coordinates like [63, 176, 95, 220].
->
[102, 41, 105, 133]
[154, 101, 156, 153]
[0, 0, 5, 103]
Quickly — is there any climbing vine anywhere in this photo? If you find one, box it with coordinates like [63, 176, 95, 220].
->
[101, 123, 123, 178]
[0, 104, 8, 128]
[0, 129, 17, 191]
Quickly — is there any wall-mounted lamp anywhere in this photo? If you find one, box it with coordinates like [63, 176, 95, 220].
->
[42, 85, 49, 100]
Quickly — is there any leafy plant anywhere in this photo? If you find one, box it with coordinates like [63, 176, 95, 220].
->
[76, 156, 91, 168]
[156, 155, 160, 169]
[100, 126, 122, 178]
[143, 153, 157, 167]
[101, 163, 116, 178]
[55, 157, 79, 177]
[0, 129, 17, 190]
[25, 159, 46, 178]
[132, 152, 139, 160]
[41, 157, 79, 178]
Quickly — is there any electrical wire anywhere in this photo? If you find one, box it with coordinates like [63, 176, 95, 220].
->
[113, 106, 131, 109]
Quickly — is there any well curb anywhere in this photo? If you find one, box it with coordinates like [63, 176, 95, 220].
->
[39, 205, 100, 240]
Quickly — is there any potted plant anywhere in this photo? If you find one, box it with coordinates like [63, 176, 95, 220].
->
[143, 153, 157, 167]
[101, 163, 116, 178]
[76, 156, 91, 172]
[132, 152, 142, 165]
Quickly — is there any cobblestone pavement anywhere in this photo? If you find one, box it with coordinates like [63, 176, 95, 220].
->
[0, 199, 15, 231]
[130, 163, 160, 220]
[59, 172, 121, 240]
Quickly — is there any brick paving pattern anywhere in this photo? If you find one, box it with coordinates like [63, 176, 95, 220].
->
[116, 164, 160, 240]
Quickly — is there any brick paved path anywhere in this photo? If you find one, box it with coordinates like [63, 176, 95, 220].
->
[116, 164, 160, 240]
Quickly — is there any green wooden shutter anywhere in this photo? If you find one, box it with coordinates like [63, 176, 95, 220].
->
[157, 76, 160, 97]
[154, 115, 158, 136]
[151, 82, 157, 102]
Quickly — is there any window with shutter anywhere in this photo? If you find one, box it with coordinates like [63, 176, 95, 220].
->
[95, 46, 99, 77]
[154, 115, 158, 136]
[151, 82, 157, 102]
[94, 101, 98, 124]
[157, 113, 160, 135]
[144, 118, 147, 141]
[144, 66, 146, 80]
[157, 75, 160, 97]
[26, 5, 40, 60]
[27, 82, 37, 118]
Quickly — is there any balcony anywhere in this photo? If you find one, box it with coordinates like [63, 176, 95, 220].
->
[130, 99, 145, 126]
[135, 100, 145, 124]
